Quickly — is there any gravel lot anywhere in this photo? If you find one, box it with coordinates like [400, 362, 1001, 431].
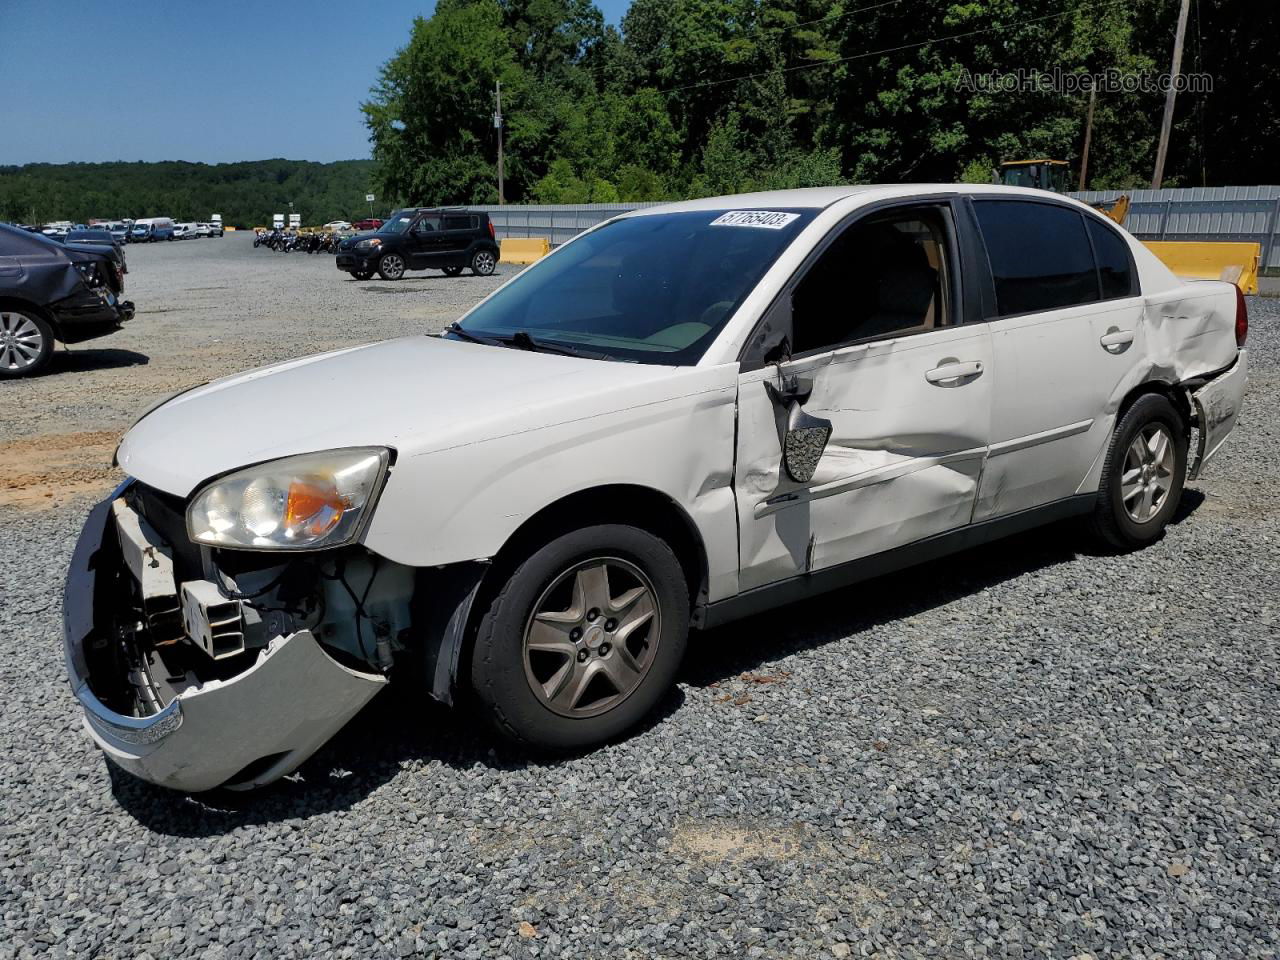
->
[1, 235, 1277, 959]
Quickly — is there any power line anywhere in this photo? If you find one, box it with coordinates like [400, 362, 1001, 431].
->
[656, 0, 1131, 95]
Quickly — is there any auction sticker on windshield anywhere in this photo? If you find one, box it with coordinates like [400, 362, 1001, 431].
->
[710, 210, 800, 229]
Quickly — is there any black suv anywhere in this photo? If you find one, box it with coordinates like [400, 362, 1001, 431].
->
[336, 208, 500, 281]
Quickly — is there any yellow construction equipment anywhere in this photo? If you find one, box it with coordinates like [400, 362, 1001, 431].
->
[997, 159, 1258, 294]
[997, 159, 1071, 193]
[1144, 241, 1260, 295]
[500, 236, 550, 264]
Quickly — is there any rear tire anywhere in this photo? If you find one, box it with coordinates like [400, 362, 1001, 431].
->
[470, 524, 689, 752]
[470, 249, 497, 276]
[0, 308, 54, 378]
[1089, 393, 1188, 550]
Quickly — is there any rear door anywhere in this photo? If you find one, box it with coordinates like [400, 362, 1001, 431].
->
[734, 200, 993, 590]
[439, 214, 478, 266]
[968, 198, 1144, 519]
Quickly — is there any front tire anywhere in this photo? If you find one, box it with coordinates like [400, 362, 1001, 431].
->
[0, 308, 54, 378]
[351, 267, 374, 281]
[442, 266, 463, 277]
[377, 253, 406, 280]
[1090, 393, 1188, 550]
[470, 524, 689, 751]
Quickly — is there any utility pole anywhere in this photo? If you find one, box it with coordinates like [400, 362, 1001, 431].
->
[1151, 0, 1191, 190]
[1078, 87, 1096, 191]
[494, 81, 505, 205]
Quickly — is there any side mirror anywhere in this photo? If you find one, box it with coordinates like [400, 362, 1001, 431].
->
[782, 402, 832, 484]
[765, 376, 832, 484]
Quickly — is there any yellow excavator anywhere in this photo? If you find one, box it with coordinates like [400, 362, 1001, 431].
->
[997, 159, 1259, 294]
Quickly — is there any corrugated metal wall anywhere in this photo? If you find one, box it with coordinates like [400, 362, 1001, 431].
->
[476, 187, 1280, 269]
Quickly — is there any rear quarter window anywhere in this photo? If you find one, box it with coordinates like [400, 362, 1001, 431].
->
[974, 200, 1100, 316]
[1086, 217, 1137, 299]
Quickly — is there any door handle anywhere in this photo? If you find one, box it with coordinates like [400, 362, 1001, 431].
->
[1099, 329, 1135, 353]
[925, 360, 984, 386]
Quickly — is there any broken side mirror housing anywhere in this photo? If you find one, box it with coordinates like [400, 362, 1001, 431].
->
[764, 375, 833, 484]
[782, 402, 832, 484]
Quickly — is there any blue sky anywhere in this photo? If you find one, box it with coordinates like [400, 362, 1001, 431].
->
[0, 0, 631, 165]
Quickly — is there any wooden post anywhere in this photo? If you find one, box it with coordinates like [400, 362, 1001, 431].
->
[1079, 87, 1096, 191]
[1152, 0, 1191, 189]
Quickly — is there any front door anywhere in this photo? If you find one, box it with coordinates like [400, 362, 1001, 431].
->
[405, 213, 443, 269]
[734, 202, 994, 590]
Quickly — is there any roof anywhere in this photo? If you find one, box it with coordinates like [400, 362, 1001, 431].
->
[627, 183, 1086, 215]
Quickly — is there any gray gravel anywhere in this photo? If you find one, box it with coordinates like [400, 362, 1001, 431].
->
[1, 239, 1278, 958]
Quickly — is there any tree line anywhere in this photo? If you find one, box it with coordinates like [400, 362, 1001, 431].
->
[0, 159, 376, 227]
[364, 0, 1275, 205]
[3, 0, 1272, 222]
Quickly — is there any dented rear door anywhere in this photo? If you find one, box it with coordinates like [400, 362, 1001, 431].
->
[734, 324, 993, 591]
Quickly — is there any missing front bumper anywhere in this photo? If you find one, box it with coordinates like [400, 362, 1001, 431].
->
[63, 492, 387, 793]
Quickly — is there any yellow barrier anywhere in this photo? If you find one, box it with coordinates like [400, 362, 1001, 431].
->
[500, 236, 550, 264]
[1143, 241, 1260, 295]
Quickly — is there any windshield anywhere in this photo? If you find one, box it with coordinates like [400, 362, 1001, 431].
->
[378, 212, 415, 235]
[455, 209, 814, 364]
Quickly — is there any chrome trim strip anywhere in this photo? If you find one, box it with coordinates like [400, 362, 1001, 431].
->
[758, 446, 987, 517]
[987, 419, 1094, 458]
[75, 681, 183, 746]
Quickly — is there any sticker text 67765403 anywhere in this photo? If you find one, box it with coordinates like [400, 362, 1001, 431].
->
[709, 210, 801, 230]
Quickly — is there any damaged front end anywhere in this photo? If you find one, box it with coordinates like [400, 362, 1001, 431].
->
[63, 481, 422, 792]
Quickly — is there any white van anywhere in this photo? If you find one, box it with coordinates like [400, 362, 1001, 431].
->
[131, 217, 175, 242]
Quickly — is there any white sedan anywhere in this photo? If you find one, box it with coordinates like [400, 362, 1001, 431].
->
[65, 185, 1248, 792]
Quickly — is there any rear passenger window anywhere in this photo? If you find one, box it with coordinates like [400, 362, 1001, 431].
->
[444, 215, 472, 230]
[974, 200, 1099, 316]
[1086, 218, 1136, 299]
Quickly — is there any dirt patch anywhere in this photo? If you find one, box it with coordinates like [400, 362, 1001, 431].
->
[671, 818, 825, 863]
[0, 431, 121, 509]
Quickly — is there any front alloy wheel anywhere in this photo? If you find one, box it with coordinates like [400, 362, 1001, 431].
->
[524, 558, 661, 718]
[377, 253, 406, 280]
[471, 250, 496, 276]
[0, 309, 53, 378]
[470, 524, 689, 751]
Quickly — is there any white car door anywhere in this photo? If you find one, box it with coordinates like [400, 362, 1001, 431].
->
[734, 200, 994, 591]
[968, 198, 1146, 520]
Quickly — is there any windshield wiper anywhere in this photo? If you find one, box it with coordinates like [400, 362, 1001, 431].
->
[444, 321, 504, 346]
[507, 330, 610, 361]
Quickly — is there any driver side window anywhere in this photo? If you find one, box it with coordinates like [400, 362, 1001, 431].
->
[414, 216, 441, 233]
[791, 207, 951, 356]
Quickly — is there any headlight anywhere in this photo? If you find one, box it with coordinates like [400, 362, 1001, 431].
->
[187, 448, 390, 551]
[355, 238, 382, 250]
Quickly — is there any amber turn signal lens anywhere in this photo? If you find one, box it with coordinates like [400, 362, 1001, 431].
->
[285, 480, 347, 537]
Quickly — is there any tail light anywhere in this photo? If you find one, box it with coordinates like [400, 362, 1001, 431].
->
[487, 219, 496, 241]
[1234, 283, 1249, 347]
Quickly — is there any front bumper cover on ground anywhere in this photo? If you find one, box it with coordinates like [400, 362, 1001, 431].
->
[63, 493, 387, 793]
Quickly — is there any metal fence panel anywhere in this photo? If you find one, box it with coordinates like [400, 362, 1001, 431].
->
[476, 188, 1280, 269]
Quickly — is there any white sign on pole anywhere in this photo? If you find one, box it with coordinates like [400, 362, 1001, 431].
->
[365, 194, 375, 202]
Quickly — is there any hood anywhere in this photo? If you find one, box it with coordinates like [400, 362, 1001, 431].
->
[338, 232, 376, 250]
[116, 335, 682, 496]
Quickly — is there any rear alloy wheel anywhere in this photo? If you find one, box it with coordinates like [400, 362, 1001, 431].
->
[470, 524, 689, 751]
[377, 253, 406, 280]
[1090, 393, 1188, 549]
[471, 249, 497, 276]
[0, 309, 53, 378]
[442, 266, 464, 277]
